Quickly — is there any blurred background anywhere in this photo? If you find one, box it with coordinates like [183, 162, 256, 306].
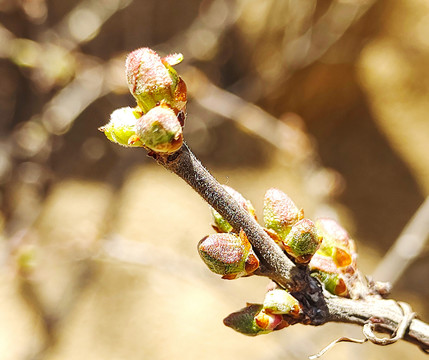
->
[0, 0, 428, 359]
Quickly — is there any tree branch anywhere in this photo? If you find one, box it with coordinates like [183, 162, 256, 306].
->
[326, 296, 429, 351]
[152, 142, 429, 352]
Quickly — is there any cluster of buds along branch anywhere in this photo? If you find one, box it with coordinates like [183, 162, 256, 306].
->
[99, 47, 187, 153]
[98, 48, 370, 340]
[308, 218, 358, 297]
[198, 186, 359, 336]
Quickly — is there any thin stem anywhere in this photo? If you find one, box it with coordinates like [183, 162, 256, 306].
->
[325, 296, 429, 351]
[154, 143, 328, 323]
[155, 144, 296, 286]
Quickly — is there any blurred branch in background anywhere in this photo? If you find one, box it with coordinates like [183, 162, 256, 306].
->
[373, 197, 429, 287]
[230, 0, 378, 99]
[0, 0, 354, 242]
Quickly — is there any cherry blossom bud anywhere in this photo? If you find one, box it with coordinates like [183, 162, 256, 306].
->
[135, 105, 183, 153]
[99, 107, 144, 147]
[254, 309, 283, 331]
[282, 219, 321, 264]
[125, 47, 187, 114]
[212, 185, 256, 233]
[198, 230, 259, 280]
[309, 253, 349, 297]
[262, 289, 301, 317]
[311, 270, 348, 297]
[315, 218, 356, 268]
[223, 304, 281, 336]
[263, 188, 304, 240]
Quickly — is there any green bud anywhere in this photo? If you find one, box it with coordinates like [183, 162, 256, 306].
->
[198, 230, 259, 280]
[211, 185, 256, 233]
[311, 270, 348, 297]
[99, 107, 144, 147]
[282, 219, 321, 264]
[262, 289, 301, 316]
[315, 218, 356, 268]
[135, 105, 183, 153]
[125, 47, 187, 114]
[309, 254, 349, 297]
[223, 304, 282, 336]
[263, 188, 304, 240]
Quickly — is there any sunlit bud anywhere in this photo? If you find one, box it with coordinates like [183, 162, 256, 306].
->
[198, 230, 259, 279]
[311, 270, 349, 297]
[212, 185, 257, 233]
[282, 219, 321, 264]
[223, 304, 279, 336]
[315, 218, 356, 268]
[125, 47, 187, 114]
[309, 254, 349, 296]
[263, 188, 304, 240]
[262, 289, 301, 317]
[309, 253, 339, 274]
[99, 107, 144, 147]
[135, 105, 183, 153]
[254, 309, 283, 331]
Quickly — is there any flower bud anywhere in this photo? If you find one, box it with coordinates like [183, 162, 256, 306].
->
[282, 219, 321, 264]
[315, 218, 356, 268]
[99, 107, 144, 147]
[263, 188, 304, 240]
[254, 309, 283, 331]
[125, 47, 187, 114]
[309, 254, 349, 297]
[198, 230, 259, 280]
[262, 289, 301, 317]
[135, 105, 183, 153]
[223, 304, 281, 336]
[309, 253, 339, 274]
[211, 185, 256, 233]
[311, 270, 348, 297]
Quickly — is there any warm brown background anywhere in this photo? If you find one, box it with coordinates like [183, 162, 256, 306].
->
[0, 0, 428, 359]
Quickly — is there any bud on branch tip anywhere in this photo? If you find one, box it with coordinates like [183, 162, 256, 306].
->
[100, 47, 187, 154]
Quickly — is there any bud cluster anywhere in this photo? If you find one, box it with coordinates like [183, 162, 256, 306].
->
[197, 185, 362, 335]
[263, 188, 321, 264]
[309, 218, 358, 297]
[99, 47, 187, 154]
[98, 47, 365, 338]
